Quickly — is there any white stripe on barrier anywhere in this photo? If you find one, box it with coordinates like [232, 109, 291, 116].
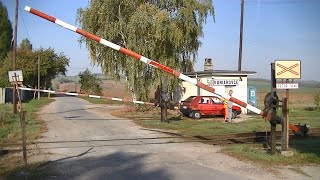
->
[19, 87, 32, 91]
[140, 56, 149, 64]
[89, 95, 101, 98]
[132, 100, 144, 104]
[65, 92, 79, 96]
[179, 74, 197, 85]
[111, 98, 123, 101]
[246, 104, 262, 115]
[24, 6, 31, 12]
[55, 19, 77, 32]
[100, 39, 121, 51]
[42, 90, 55, 93]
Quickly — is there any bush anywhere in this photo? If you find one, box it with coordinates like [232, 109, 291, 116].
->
[79, 69, 103, 95]
[314, 91, 320, 110]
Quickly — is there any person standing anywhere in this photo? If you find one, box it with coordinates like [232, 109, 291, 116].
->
[227, 90, 233, 122]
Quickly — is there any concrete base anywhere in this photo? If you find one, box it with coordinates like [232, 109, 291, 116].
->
[281, 150, 294, 157]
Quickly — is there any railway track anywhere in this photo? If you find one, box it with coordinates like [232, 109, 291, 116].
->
[1, 128, 319, 154]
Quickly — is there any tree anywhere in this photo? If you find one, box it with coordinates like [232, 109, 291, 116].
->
[314, 91, 320, 110]
[0, 39, 69, 88]
[20, 39, 33, 52]
[0, 1, 13, 65]
[77, 0, 214, 101]
[78, 69, 102, 95]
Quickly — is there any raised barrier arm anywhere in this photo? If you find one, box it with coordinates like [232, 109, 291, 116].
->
[24, 6, 307, 135]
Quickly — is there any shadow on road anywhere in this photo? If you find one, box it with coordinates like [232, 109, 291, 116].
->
[3, 151, 171, 180]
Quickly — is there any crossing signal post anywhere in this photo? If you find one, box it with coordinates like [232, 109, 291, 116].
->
[275, 60, 301, 151]
[270, 63, 277, 154]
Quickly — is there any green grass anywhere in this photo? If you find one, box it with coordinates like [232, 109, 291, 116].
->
[223, 140, 320, 165]
[0, 98, 54, 143]
[133, 107, 320, 137]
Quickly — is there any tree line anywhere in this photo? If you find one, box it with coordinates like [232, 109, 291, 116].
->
[0, 2, 69, 89]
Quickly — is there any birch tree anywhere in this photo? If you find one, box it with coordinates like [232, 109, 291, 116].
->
[77, 0, 214, 101]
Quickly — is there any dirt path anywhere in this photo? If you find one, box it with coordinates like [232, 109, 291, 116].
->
[10, 97, 319, 179]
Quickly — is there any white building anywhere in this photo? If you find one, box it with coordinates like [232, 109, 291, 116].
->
[180, 58, 256, 114]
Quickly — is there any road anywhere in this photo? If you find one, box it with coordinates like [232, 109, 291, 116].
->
[17, 97, 318, 179]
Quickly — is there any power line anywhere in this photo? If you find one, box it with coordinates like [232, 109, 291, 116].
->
[18, 3, 30, 40]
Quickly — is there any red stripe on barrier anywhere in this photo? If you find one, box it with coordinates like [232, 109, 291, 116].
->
[29, 8, 56, 23]
[119, 47, 142, 60]
[230, 97, 247, 108]
[196, 82, 215, 93]
[149, 61, 174, 74]
[289, 123, 299, 133]
[76, 29, 101, 42]
[173, 71, 180, 77]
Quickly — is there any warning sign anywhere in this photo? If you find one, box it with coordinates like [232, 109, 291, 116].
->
[275, 60, 301, 79]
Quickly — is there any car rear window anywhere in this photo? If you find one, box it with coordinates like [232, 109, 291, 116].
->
[182, 96, 196, 102]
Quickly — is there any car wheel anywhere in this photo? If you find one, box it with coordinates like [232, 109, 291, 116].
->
[192, 111, 201, 119]
[232, 110, 237, 119]
[182, 113, 190, 117]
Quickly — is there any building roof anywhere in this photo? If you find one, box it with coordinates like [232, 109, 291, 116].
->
[184, 70, 256, 77]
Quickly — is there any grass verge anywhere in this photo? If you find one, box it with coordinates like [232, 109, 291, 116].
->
[222, 138, 320, 165]
[0, 98, 54, 177]
[0, 98, 54, 143]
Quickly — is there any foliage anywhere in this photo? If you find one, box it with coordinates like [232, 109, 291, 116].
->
[78, 69, 103, 95]
[0, 1, 12, 65]
[77, 0, 214, 101]
[313, 90, 320, 110]
[19, 38, 33, 51]
[0, 39, 69, 88]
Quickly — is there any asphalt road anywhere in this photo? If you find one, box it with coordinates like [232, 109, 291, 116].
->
[13, 97, 317, 180]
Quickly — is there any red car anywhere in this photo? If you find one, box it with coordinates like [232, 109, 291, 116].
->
[180, 96, 242, 119]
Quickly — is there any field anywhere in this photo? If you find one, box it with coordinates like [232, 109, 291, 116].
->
[248, 79, 320, 109]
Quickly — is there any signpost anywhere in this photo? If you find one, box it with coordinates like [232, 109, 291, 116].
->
[274, 60, 301, 151]
[7, 70, 27, 166]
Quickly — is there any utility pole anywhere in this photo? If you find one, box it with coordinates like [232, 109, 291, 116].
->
[238, 0, 244, 71]
[38, 56, 40, 100]
[12, 0, 19, 113]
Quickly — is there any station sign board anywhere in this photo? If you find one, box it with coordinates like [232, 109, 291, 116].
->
[275, 60, 301, 79]
[207, 79, 239, 87]
[276, 83, 299, 89]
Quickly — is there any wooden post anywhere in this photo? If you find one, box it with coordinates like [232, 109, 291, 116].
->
[20, 111, 27, 166]
[270, 63, 277, 154]
[285, 79, 290, 149]
[13, 73, 27, 165]
[282, 97, 288, 150]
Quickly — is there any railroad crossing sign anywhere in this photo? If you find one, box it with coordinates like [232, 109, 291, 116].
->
[275, 60, 301, 79]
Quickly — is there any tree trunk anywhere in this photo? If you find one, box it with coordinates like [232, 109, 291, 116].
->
[160, 78, 168, 123]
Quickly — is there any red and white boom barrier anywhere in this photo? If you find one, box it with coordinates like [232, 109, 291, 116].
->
[18, 87, 154, 105]
[24, 6, 262, 115]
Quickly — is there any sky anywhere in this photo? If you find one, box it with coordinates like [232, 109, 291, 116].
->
[2, 0, 320, 81]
